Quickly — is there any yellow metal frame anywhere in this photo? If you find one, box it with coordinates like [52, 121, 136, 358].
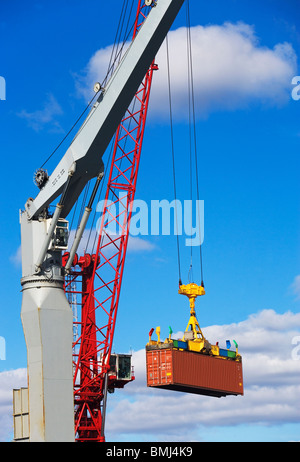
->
[146, 282, 242, 365]
[178, 283, 206, 344]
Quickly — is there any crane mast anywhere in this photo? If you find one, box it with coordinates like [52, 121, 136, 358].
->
[64, 2, 158, 441]
[19, 0, 185, 442]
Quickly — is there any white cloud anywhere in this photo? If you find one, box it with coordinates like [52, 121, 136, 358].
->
[9, 245, 21, 267]
[78, 22, 297, 120]
[127, 236, 156, 252]
[17, 93, 64, 132]
[69, 229, 156, 255]
[76, 43, 118, 100]
[150, 22, 297, 119]
[10, 230, 156, 269]
[2, 310, 299, 442]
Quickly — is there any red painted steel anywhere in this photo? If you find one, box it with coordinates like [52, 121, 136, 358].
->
[64, 0, 156, 442]
[146, 348, 244, 397]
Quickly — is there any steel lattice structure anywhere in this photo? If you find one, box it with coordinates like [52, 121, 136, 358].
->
[64, 0, 157, 442]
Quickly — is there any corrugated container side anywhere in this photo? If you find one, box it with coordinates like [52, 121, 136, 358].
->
[172, 349, 243, 395]
[146, 348, 243, 397]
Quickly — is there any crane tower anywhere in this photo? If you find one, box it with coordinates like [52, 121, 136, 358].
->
[16, 0, 185, 442]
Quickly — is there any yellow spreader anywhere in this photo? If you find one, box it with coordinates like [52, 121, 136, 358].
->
[178, 282, 211, 352]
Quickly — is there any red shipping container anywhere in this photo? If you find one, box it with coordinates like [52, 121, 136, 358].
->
[146, 348, 243, 397]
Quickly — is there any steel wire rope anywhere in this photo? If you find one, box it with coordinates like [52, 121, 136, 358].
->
[81, 1, 136, 255]
[43, 0, 136, 259]
[69, 197, 79, 233]
[166, 34, 182, 286]
[106, 0, 129, 81]
[88, 2, 151, 257]
[40, 1, 136, 171]
[85, 80, 137, 255]
[103, 1, 139, 237]
[87, 6, 139, 256]
[106, 0, 134, 80]
[78, 1, 147, 257]
[76, 181, 91, 238]
[186, 0, 204, 287]
[87, 138, 116, 255]
[101, 1, 146, 89]
[116, 0, 136, 68]
[44, 1, 151, 263]
[40, 0, 149, 253]
[40, 91, 100, 169]
[186, 0, 194, 284]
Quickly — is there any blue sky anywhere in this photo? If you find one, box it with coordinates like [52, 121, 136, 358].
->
[0, 0, 300, 442]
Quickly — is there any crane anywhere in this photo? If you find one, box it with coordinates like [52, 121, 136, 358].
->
[63, 2, 158, 442]
[18, 0, 185, 442]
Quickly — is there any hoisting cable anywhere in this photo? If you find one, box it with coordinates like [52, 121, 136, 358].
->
[91, 96, 137, 255]
[42, 1, 153, 261]
[106, 0, 128, 79]
[186, 0, 204, 287]
[166, 34, 182, 287]
[40, 90, 100, 169]
[41, 0, 137, 255]
[84, 1, 145, 255]
[40, 0, 137, 170]
[102, 0, 146, 88]
[187, 28, 193, 284]
[105, 0, 135, 85]
[86, 138, 115, 254]
[186, 0, 194, 284]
